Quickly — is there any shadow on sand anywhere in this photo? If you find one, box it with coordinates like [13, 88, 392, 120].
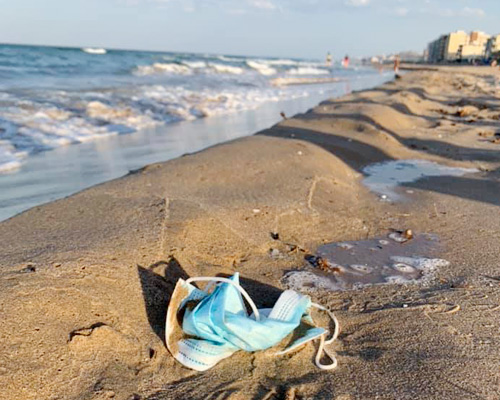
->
[259, 112, 500, 207]
[137, 257, 190, 341]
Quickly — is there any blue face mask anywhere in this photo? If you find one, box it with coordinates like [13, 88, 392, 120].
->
[165, 273, 339, 372]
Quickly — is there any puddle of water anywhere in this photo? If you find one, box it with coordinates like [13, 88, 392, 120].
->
[362, 160, 477, 200]
[282, 233, 449, 292]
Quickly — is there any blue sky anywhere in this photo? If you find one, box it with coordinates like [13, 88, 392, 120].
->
[0, 0, 498, 59]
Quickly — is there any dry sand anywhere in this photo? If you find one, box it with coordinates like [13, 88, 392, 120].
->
[1, 66, 500, 400]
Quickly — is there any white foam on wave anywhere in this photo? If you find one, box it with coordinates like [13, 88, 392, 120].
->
[246, 60, 277, 76]
[86, 101, 158, 129]
[140, 84, 288, 119]
[0, 58, 326, 173]
[297, 60, 325, 68]
[182, 61, 207, 69]
[0, 141, 23, 174]
[255, 58, 298, 66]
[82, 48, 107, 55]
[218, 55, 244, 62]
[134, 63, 192, 76]
[0, 99, 160, 172]
[209, 63, 245, 75]
[288, 67, 329, 75]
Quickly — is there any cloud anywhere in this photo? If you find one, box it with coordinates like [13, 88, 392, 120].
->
[344, 0, 370, 7]
[394, 7, 408, 16]
[227, 8, 248, 14]
[459, 7, 485, 18]
[419, 4, 485, 18]
[134, 0, 281, 13]
[248, 0, 277, 10]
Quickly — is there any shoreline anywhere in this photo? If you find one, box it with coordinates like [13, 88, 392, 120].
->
[0, 71, 390, 222]
[1, 67, 500, 399]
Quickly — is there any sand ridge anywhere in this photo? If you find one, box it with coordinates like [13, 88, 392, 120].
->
[1, 66, 500, 400]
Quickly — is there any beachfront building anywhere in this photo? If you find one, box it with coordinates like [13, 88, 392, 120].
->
[427, 31, 468, 62]
[458, 31, 491, 62]
[446, 31, 471, 61]
[427, 34, 448, 63]
[427, 31, 491, 63]
[486, 34, 500, 59]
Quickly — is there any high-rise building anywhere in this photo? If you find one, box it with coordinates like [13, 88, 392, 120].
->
[445, 31, 470, 60]
[427, 30, 491, 63]
[427, 34, 448, 62]
[486, 34, 500, 59]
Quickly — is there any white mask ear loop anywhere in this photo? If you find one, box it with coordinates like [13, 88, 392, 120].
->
[311, 302, 340, 370]
[185, 277, 260, 321]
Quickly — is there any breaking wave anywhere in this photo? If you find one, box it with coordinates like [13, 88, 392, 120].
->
[134, 63, 193, 76]
[208, 63, 245, 74]
[288, 67, 329, 75]
[246, 60, 277, 76]
[0, 44, 377, 173]
[0, 83, 314, 173]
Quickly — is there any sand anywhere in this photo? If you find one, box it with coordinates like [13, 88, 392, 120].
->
[1, 66, 500, 400]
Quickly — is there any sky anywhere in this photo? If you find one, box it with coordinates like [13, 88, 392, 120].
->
[0, 0, 498, 59]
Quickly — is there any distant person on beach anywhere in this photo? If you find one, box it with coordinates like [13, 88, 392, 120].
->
[342, 55, 349, 68]
[326, 52, 332, 67]
[394, 55, 401, 78]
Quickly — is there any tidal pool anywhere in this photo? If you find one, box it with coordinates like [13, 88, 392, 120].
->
[282, 233, 449, 292]
[362, 159, 477, 200]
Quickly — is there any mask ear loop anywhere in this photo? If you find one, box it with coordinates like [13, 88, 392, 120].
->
[311, 302, 340, 370]
[185, 277, 261, 321]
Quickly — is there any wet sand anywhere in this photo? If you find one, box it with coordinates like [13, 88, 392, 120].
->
[1, 66, 500, 400]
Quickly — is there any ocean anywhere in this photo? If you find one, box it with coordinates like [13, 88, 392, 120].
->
[0, 44, 392, 220]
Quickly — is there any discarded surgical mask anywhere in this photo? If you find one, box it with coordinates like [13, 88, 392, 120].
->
[165, 273, 340, 372]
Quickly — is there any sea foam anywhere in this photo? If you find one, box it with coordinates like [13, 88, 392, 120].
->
[288, 67, 329, 75]
[209, 63, 245, 75]
[282, 256, 449, 293]
[246, 61, 277, 76]
[134, 63, 193, 76]
[0, 44, 378, 173]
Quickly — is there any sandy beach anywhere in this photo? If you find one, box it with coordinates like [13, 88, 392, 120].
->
[1, 66, 500, 400]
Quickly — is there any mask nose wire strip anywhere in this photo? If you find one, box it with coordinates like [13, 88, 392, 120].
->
[311, 302, 340, 370]
[185, 277, 261, 321]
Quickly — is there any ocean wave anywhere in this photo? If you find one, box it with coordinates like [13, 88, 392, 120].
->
[134, 61, 246, 76]
[246, 61, 277, 76]
[297, 61, 325, 68]
[82, 48, 107, 55]
[134, 61, 250, 76]
[0, 99, 161, 173]
[181, 61, 207, 69]
[134, 63, 193, 76]
[86, 101, 158, 129]
[288, 67, 329, 75]
[208, 63, 244, 75]
[217, 55, 245, 63]
[0, 140, 23, 174]
[255, 58, 298, 66]
[139, 85, 287, 117]
[0, 44, 383, 175]
[0, 82, 314, 172]
[272, 76, 341, 86]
